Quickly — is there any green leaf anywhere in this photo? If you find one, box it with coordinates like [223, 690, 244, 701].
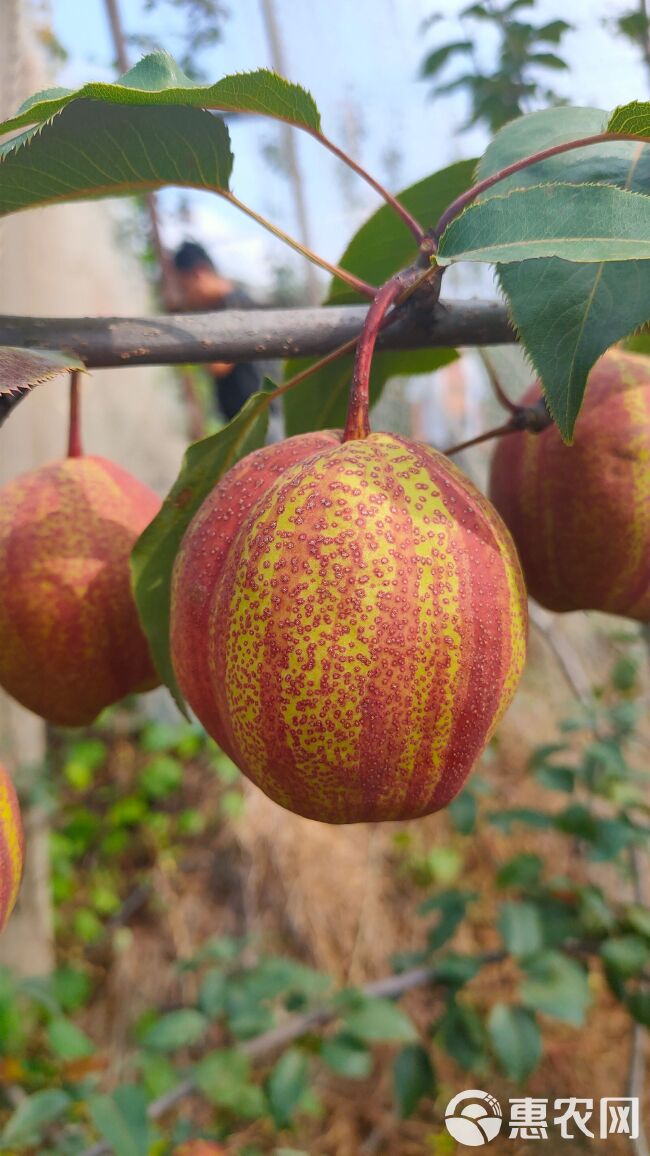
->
[497, 852, 543, 889]
[601, 935, 650, 978]
[284, 160, 475, 436]
[343, 997, 417, 1043]
[432, 953, 483, 988]
[534, 764, 575, 793]
[393, 1044, 436, 1117]
[89, 1088, 150, 1156]
[625, 904, 650, 939]
[47, 1017, 95, 1060]
[520, 951, 591, 1025]
[420, 41, 473, 78]
[0, 101, 232, 220]
[607, 101, 650, 137]
[498, 902, 545, 959]
[196, 1049, 267, 1117]
[488, 1004, 541, 1081]
[476, 105, 650, 438]
[0, 51, 321, 136]
[448, 789, 477, 835]
[320, 1034, 372, 1078]
[436, 1000, 487, 1072]
[489, 808, 553, 832]
[627, 991, 650, 1027]
[199, 968, 229, 1019]
[420, 889, 475, 952]
[141, 1008, 208, 1052]
[438, 182, 650, 266]
[1, 1090, 71, 1145]
[131, 387, 272, 709]
[267, 1048, 310, 1128]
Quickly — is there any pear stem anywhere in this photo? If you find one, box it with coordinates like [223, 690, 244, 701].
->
[67, 370, 83, 457]
[343, 278, 403, 441]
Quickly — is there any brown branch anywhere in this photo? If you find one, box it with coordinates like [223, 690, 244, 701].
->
[0, 299, 515, 371]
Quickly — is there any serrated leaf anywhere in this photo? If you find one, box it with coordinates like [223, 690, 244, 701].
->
[393, 1043, 436, 1117]
[488, 1004, 541, 1081]
[0, 100, 232, 219]
[1, 1090, 71, 1145]
[0, 51, 320, 136]
[141, 1008, 208, 1051]
[438, 182, 650, 265]
[343, 998, 417, 1043]
[608, 101, 650, 137]
[520, 951, 590, 1025]
[0, 346, 84, 394]
[131, 387, 272, 709]
[476, 105, 650, 438]
[284, 160, 474, 436]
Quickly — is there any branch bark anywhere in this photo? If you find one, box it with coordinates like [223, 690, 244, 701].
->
[0, 299, 514, 370]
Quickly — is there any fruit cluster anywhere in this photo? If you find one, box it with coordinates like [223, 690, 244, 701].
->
[0, 348, 647, 932]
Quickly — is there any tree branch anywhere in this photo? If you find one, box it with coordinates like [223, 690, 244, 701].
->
[0, 299, 514, 371]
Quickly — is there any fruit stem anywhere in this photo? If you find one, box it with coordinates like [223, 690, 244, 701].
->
[343, 278, 403, 441]
[67, 370, 83, 457]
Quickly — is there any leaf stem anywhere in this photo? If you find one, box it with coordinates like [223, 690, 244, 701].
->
[67, 370, 83, 457]
[433, 130, 650, 242]
[221, 190, 376, 298]
[309, 129, 426, 242]
[343, 278, 403, 441]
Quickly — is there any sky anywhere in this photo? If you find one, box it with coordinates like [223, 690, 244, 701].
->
[47, 0, 650, 299]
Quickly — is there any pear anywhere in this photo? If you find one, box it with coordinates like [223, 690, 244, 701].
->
[0, 455, 161, 725]
[489, 349, 650, 621]
[171, 431, 527, 823]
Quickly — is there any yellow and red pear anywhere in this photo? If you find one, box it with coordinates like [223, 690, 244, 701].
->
[0, 762, 24, 933]
[171, 431, 527, 823]
[0, 455, 161, 725]
[489, 349, 650, 621]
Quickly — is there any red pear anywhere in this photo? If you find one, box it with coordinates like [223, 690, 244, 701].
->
[171, 431, 527, 823]
[0, 456, 161, 725]
[489, 349, 650, 621]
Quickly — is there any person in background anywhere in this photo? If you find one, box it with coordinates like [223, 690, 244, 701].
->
[172, 241, 283, 438]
